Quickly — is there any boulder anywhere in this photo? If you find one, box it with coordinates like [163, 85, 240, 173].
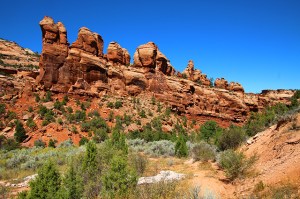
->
[107, 42, 130, 65]
[214, 78, 228, 89]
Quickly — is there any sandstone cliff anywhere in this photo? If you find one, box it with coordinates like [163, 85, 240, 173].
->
[35, 16, 295, 125]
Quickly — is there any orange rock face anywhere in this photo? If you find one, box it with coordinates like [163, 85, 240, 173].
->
[36, 16, 294, 125]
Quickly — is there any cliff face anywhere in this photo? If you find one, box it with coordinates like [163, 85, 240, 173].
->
[36, 16, 294, 125]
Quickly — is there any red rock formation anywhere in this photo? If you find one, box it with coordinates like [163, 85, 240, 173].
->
[36, 16, 68, 89]
[36, 16, 295, 125]
[228, 82, 244, 93]
[107, 41, 130, 66]
[214, 78, 228, 89]
[133, 42, 175, 75]
[182, 60, 210, 86]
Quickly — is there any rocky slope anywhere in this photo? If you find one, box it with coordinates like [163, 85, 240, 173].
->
[0, 38, 39, 71]
[34, 16, 294, 126]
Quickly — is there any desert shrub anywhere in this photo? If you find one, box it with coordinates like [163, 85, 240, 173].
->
[132, 181, 178, 199]
[290, 90, 300, 107]
[190, 141, 217, 162]
[199, 120, 222, 144]
[108, 111, 114, 122]
[218, 150, 257, 181]
[70, 125, 78, 134]
[42, 91, 53, 102]
[34, 139, 46, 148]
[175, 135, 188, 158]
[74, 110, 86, 122]
[88, 110, 100, 118]
[0, 184, 9, 199]
[107, 101, 114, 108]
[6, 110, 17, 121]
[34, 94, 40, 102]
[128, 152, 148, 176]
[14, 120, 27, 143]
[114, 100, 123, 109]
[144, 140, 175, 157]
[127, 138, 146, 152]
[101, 155, 137, 198]
[0, 137, 20, 151]
[79, 137, 89, 146]
[58, 139, 74, 148]
[80, 101, 91, 111]
[0, 103, 6, 116]
[54, 100, 65, 112]
[66, 106, 73, 113]
[57, 118, 63, 125]
[62, 95, 69, 105]
[244, 103, 289, 136]
[157, 102, 162, 112]
[26, 117, 37, 130]
[28, 106, 33, 112]
[139, 109, 146, 118]
[123, 113, 132, 126]
[218, 125, 246, 151]
[48, 139, 56, 148]
[93, 128, 108, 143]
[270, 183, 299, 199]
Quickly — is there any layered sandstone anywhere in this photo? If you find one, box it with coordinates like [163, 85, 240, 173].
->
[36, 16, 295, 125]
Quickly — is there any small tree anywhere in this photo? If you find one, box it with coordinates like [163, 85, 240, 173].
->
[83, 141, 97, 173]
[14, 120, 27, 143]
[102, 156, 137, 198]
[63, 164, 83, 199]
[175, 135, 188, 158]
[28, 161, 61, 199]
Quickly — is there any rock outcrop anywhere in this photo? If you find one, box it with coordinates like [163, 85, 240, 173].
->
[133, 42, 175, 75]
[182, 60, 210, 86]
[36, 16, 69, 89]
[35, 16, 295, 125]
[107, 41, 130, 66]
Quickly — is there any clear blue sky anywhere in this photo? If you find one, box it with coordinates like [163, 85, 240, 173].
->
[0, 0, 299, 93]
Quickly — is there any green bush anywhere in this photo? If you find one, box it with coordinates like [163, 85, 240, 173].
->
[14, 120, 27, 143]
[290, 90, 300, 107]
[219, 150, 257, 181]
[139, 109, 146, 118]
[114, 100, 123, 109]
[79, 137, 89, 146]
[0, 103, 6, 116]
[175, 135, 188, 158]
[129, 153, 148, 176]
[108, 111, 114, 122]
[199, 120, 222, 143]
[6, 110, 17, 121]
[93, 128, 108, 143]
[218, 125, 246, 151]
[28, 161, 61, 198]
[28, 106, 34, 112]
[34, 139, 46, 148]
[26, 117, 37, 130]
[48, 139, 56, 148]
[107, 102, 114, 108]
[190, 141, 216, 162]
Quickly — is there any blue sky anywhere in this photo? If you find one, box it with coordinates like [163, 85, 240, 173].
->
[0, 0, 299, 93]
